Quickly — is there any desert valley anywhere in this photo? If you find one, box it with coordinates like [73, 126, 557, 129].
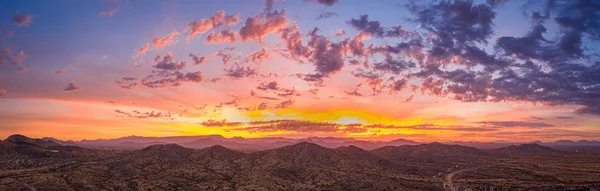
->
[1, 134, 599, 191]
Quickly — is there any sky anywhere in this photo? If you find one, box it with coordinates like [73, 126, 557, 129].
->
[0, 0, 599, 142]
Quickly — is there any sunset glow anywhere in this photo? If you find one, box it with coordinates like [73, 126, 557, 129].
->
[1, 0, 599, 142]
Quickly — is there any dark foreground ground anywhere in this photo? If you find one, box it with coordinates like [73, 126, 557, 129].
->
[1, 135, 600, 191]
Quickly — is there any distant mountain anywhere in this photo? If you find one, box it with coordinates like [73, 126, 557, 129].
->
[39, 135, 422, 151]
[386, 138, 419, 146]
[28, 134, 600, 152]
[180, 137, 251, 150]
[0, 134, 96, 159]
[545, 140, 600, 145]
[371, 142, 490, 164]
[335, 145, 382, 161]
[493, 143, 561, 156]
[7, 134, 61, 148]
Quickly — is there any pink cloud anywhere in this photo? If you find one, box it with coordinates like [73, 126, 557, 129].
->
[239, 10, 289, 42]
[187, 19, 212, 40]
[114, 110, 174, 120]
[13, 11, 32, 27]
[0, 89, 6, 97]
[335, 29, 346, 36]
[251, 48, 270, 64]
[206, 30, 237, 44]
[187, 10, 241, 40]
[189, 53, 207, 65]
[137, 43, 149, 55]
[152, 31, 179, 48]
[99, 7, 119, 16]
[224, 14, 241, 27]
[0, 48, 27, 73]
[280, 25, 311, 58]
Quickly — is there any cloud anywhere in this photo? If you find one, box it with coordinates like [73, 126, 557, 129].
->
[114, 110, 174, 120]
[264, 0, 276, 12]
[315, 12, 339, 20]
[13, 11, 32, 27]
[178, 71, 204, 82]
[153, 52, 186, 70]
[344, 88, 363, 97]
[99, 7, 119, 16]
[139, 71, 206, 88]
[0, 47, 27, 72]
[305, 0, 339, 6]
[55, 64, 75, 76]
[345, 0, 599, 115]
[407, 0, 496, 44]
[200, 119, 243, 127]
[152, 31, 179, 48]
[187, 20, 212, 40]
[206, 30, 237, 44]
[348, 15, 419, 39]
[187, 10, 241, 40]
[257, 102, 268, 110]
[555, 116, 573, 120]
[348, 15, 386, 38]
[276, 99, 294, 108]
[63, 82, 81, 91]
[0, 89, 6, 97]
[223, 13, 241, 28]
[224, 64, 257, 78]
[216, 96, 240, 108]
[122, 52, 215, 88]
[365, 123, 497, 132]
[306, 27, 345, 78]
[137, 43, 149, 55]
[215, 47, 235, 65]
[280, 25, 311, 58]
[257, 81, 279, 91]
[335, 29, 346, 36]
[236, 120, 340, 133]
[476, 121, 554, 128]
[239, 10, 289, 42]
[390, 78, 408, 92]
[255, 80, 297, 98]
[257, 96, 280, 100]
[189, 53, 207, 65]
[251, 48, 271, 64]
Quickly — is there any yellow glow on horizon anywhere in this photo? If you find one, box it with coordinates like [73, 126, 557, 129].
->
[242, 108, 459, 126]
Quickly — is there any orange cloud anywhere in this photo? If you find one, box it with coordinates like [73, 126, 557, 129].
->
[239, 10, 289, 42]
[152, 31, 179, 48]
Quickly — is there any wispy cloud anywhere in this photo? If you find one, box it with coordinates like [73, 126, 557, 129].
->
[13, 11, 32, 26]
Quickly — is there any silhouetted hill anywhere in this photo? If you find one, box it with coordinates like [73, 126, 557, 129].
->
[494, 143, 562, 156]
[0, 134, 96, 159]
[180, 138, 252, 150]
[372, 142, 489, 163]
[335, 145, 382, 161]
[134, 143, 194, 158]
[192, 145, 246, 160]
[387, 138, 418, 146]
[251, 142, 341, 167]
[6, 134, 61, 148]
[38, 135, 600, 152]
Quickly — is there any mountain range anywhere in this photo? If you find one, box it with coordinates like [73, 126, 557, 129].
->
[36, 134, 600, 152]
[1, 134, 600, 190]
